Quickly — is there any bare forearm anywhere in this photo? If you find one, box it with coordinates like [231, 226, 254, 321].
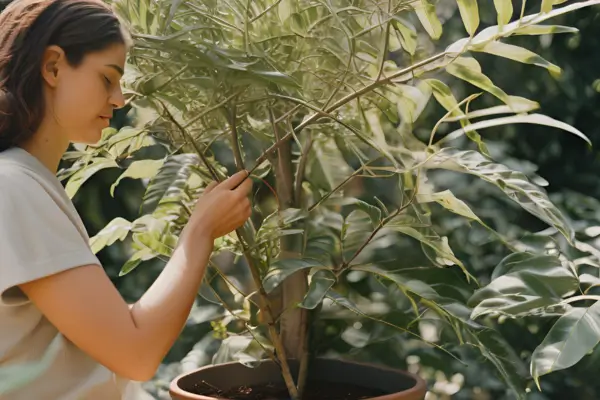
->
[129, 234, 214, 372]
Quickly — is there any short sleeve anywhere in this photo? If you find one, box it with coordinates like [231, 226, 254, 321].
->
[0, 172, 100, 305]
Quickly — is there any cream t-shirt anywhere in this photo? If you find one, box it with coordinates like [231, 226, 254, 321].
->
[0, 147, 152, 400]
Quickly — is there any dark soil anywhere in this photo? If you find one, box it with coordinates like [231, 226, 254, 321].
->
[192, 380, 388, 400]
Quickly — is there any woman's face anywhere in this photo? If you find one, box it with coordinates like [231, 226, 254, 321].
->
[41, 42, 127, 145]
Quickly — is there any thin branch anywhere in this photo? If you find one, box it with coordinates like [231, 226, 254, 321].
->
[376, 2, 392, 81]
[307, 156, 383, 212]
[337, 171, 421, 275]
[244, 323, 279, 364]
[249, 52, 448, 173]
[158, 101, 222, 182]
[294, 136, 314, 206]
[250, 0, 284, 23]
[183, 89, 245, 129]
[228, 98, 246, 170]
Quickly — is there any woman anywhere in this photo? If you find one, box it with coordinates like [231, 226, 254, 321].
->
[0, 0, 252, 399]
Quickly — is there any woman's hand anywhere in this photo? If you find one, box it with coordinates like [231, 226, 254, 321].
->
[180, 170, 253, 244]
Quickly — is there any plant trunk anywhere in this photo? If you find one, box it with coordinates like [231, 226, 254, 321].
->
[270, 112, 308, 361]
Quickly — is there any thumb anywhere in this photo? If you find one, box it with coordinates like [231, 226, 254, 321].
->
[204, 181, 218, 194]
[218, 170, 249, 191]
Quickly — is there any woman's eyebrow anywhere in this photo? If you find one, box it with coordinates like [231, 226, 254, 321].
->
[105, 64, 124, 76]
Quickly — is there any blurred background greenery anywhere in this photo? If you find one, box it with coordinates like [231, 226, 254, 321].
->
[2, 0, 599, 399]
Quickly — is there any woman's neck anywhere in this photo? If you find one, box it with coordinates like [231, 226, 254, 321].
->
[20, 119, 70, 174]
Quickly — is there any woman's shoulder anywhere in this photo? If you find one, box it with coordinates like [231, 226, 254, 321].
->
[0, 162, 50, 199]
[0, 149, 70, 206]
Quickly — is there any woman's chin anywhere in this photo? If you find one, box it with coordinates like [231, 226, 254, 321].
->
[70, 129, 105, 146]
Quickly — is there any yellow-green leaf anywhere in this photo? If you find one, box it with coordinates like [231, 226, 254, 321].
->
[111, 159, 164, 196]
[413, 0, 442, 40]
[90, 217, 132, 254]
[445, 97, 539, 122]
[263, 258, 325, 294]
[278, 0, 292, 22]
[474, 41, 561, 75]
[445, 57, 510, 105]
[456, 0, 480, 35]
[392, 17, 418, 55]
[541, 0, 554, 13]
[445, 113, 591, 146]
[514, 25, 578, 36]
[417, 190, 481, 222]
[65, 158, 118, 198]
[424, 79, 464, 118]
[494, 0, 513, 28]
[119, 247, 156, 276]
[425, 78, 489, 155]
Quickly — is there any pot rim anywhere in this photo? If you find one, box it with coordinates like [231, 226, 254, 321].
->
[169, 358, 427, 400]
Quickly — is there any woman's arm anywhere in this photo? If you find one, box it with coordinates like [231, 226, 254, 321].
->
[19, 171, 252, 381]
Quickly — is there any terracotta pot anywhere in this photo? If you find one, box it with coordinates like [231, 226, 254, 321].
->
[169, 358, 427, 400]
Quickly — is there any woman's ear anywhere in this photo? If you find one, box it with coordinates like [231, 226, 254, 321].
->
[40, 45, 66, 88]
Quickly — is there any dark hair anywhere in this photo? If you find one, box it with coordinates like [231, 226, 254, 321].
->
[0, 0, 128, 151]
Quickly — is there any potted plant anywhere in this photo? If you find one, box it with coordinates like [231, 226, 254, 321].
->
[64, 0, 600, 399]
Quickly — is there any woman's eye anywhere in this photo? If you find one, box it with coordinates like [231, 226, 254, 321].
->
[103, 76, 112, 86]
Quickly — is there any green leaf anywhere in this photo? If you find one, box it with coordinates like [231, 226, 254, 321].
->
[470, 0, 600, 47]
[392, 17, 418, 55]
[90, 217, 132, 254]
[386, 214, 468, 275]
[445, 113, 591, 146]
[263, 258, 324, 294]
[445, 57, 510, 105]
[456, 0, 480, 35]
[580, 274, 600, 293]
[417, 190, 481, 222]
[424, 78, 490, 155]
[342, 209, 376, 256]
[326, 290, 364, 316]
[308, 136, 353, 192]
[111, 159, 164, 196]
[493, 0, 513, 28]
[65, 158, 118, 198]
[278, 0, 292, 22]
[472, 330, 528, 399]
[474, 41, 561, 75]
[105, 127, 152, 159]
[249, 70, 299, 88]
[351, 199, 382, 227]
[514, 25, 578, 36]
[468, 253, 578, 318]
[133, 229, 178, 258]
[445, 101, 540, 122]
[413, 0, 442, 40]
[300, 270, 336, 309]
[425, 79, 464, 119]
[425, 149, 575, 243]
[531, 301, 600, 388]
[141, 153, 199, 215]
[355, 265, 439, 300]
[119, 247, 156, 276]
[541, 0, 554, 13]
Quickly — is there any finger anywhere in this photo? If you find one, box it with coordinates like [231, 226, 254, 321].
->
[217, 170, 249, 191]
[234, 176, 253, 196]
[204, 181, 218, 194]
